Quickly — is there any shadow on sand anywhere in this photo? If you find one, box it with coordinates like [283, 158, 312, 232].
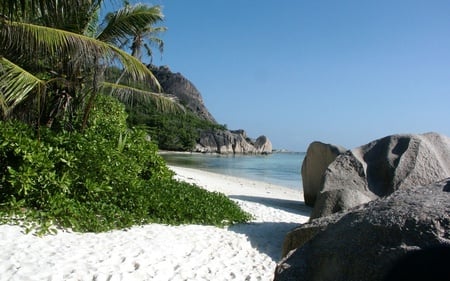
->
[229, 195, 312, 217]
[228, 196, 312, 261]
[228, 221, 302, 261]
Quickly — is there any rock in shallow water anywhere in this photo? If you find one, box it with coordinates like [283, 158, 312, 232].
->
[195, 129, 272, 154]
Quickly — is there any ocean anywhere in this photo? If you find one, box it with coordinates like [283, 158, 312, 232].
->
[160, 152, 305, 191]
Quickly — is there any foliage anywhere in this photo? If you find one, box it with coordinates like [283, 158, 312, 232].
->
[104, 3, 167, 64]
[127, 101, 226, 151]
[145, 180, 251, 225]
[0, 1, 251, 235]
[0, 1, 167, 130]
[0, 96, 251, 234]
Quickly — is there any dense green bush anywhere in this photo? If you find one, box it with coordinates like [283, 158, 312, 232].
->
[0, 96, 251, 234]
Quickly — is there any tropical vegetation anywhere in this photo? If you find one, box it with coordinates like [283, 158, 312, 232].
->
[127, 100, 227, 151]
[0, 0, 251, 234]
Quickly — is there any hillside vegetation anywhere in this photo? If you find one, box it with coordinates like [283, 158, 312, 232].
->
[127, 99, 226, 151]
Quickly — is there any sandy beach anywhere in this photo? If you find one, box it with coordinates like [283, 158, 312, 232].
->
[0, 166, 311, 281]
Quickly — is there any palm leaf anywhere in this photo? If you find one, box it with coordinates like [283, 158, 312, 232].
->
[144, 37, 165, 58]
[0, 0, 27, 20]
[0, 20, 161, 91]
[82, 5, 100, 37]
[98, 4, 164, 45]
[34, 0, 103, 33]
[102, 81, 183, 112]
[0, 57, 45, 116]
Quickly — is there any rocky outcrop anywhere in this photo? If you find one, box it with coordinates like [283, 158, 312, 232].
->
[151, 65, 272, 154]
[275, 178, 450, 281]
[195, 129, 272, 154]
[311, 132, 450, 219]
[150, 65, 216, 123]
[301, 142, 347, 207]
[253, 135, 272, 153]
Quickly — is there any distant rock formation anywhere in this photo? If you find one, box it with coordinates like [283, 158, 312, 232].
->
[195, 129, 272, 154]
[311, 132, 450, 219]
[301, 142, 347, 207]
[150, 65, 216, 123]
[253, 135, 272, 153]
[150, 65, 272, 154]
[275, 178, 450, 281]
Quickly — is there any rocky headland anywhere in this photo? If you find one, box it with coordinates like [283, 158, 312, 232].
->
[150, 65, 272, 154]
[195, 129, 272, 154]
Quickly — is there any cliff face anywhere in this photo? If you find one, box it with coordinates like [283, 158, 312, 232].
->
[150, 65, 272, 154]
[150, 65, 216, 123]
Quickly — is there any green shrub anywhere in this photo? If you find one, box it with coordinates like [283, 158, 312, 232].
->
[0, 96, 251, 234]
[145, 180, 251, 225]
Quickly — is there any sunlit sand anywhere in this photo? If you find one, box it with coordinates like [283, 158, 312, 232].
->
[0, 166, 311, 281]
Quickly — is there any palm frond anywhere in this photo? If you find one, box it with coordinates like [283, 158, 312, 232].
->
[102, 81, 183, 113]
[0, 0, 27, 20]
[0, 20, 161, 91]
[35, 0, 103, 33]
[0, 57, 45, 116]
[145, 37, 165, 55]
[97, 4, 164, 44]
[150, 26, 168, 34]
[83, 6, 100, 37]
[109, 45, 161, 91]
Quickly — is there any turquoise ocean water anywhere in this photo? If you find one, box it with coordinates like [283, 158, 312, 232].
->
[161, 152, 306, 191]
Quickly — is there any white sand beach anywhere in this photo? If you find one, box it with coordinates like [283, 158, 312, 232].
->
[0, 166, 311, 281]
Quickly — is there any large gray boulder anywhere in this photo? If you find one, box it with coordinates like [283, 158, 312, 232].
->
[312, 132, 450, 219]
[275, 178, 450, 281]
[301, 142, 347, 207]
[254, 135, 273, 154]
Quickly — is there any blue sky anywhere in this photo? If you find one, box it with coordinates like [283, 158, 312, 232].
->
[107, 1, 450, 151]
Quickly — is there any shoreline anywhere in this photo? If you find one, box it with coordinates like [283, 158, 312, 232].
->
[169, 165, 308, 220]
[160, 151, 304, 191]
[169, 165, 302, 199]
[0, 166, 311, 280]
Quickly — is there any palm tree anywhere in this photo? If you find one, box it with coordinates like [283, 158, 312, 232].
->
[102, 3, 167, 62]
[0, 0, 168, 130]
[131, 25, 167, 64]
[100, 3, 167, 97]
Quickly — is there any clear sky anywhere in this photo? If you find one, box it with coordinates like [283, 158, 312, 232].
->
[108, 1, 450, 151]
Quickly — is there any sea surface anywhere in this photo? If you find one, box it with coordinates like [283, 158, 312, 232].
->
[161, 152, 306, 191]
